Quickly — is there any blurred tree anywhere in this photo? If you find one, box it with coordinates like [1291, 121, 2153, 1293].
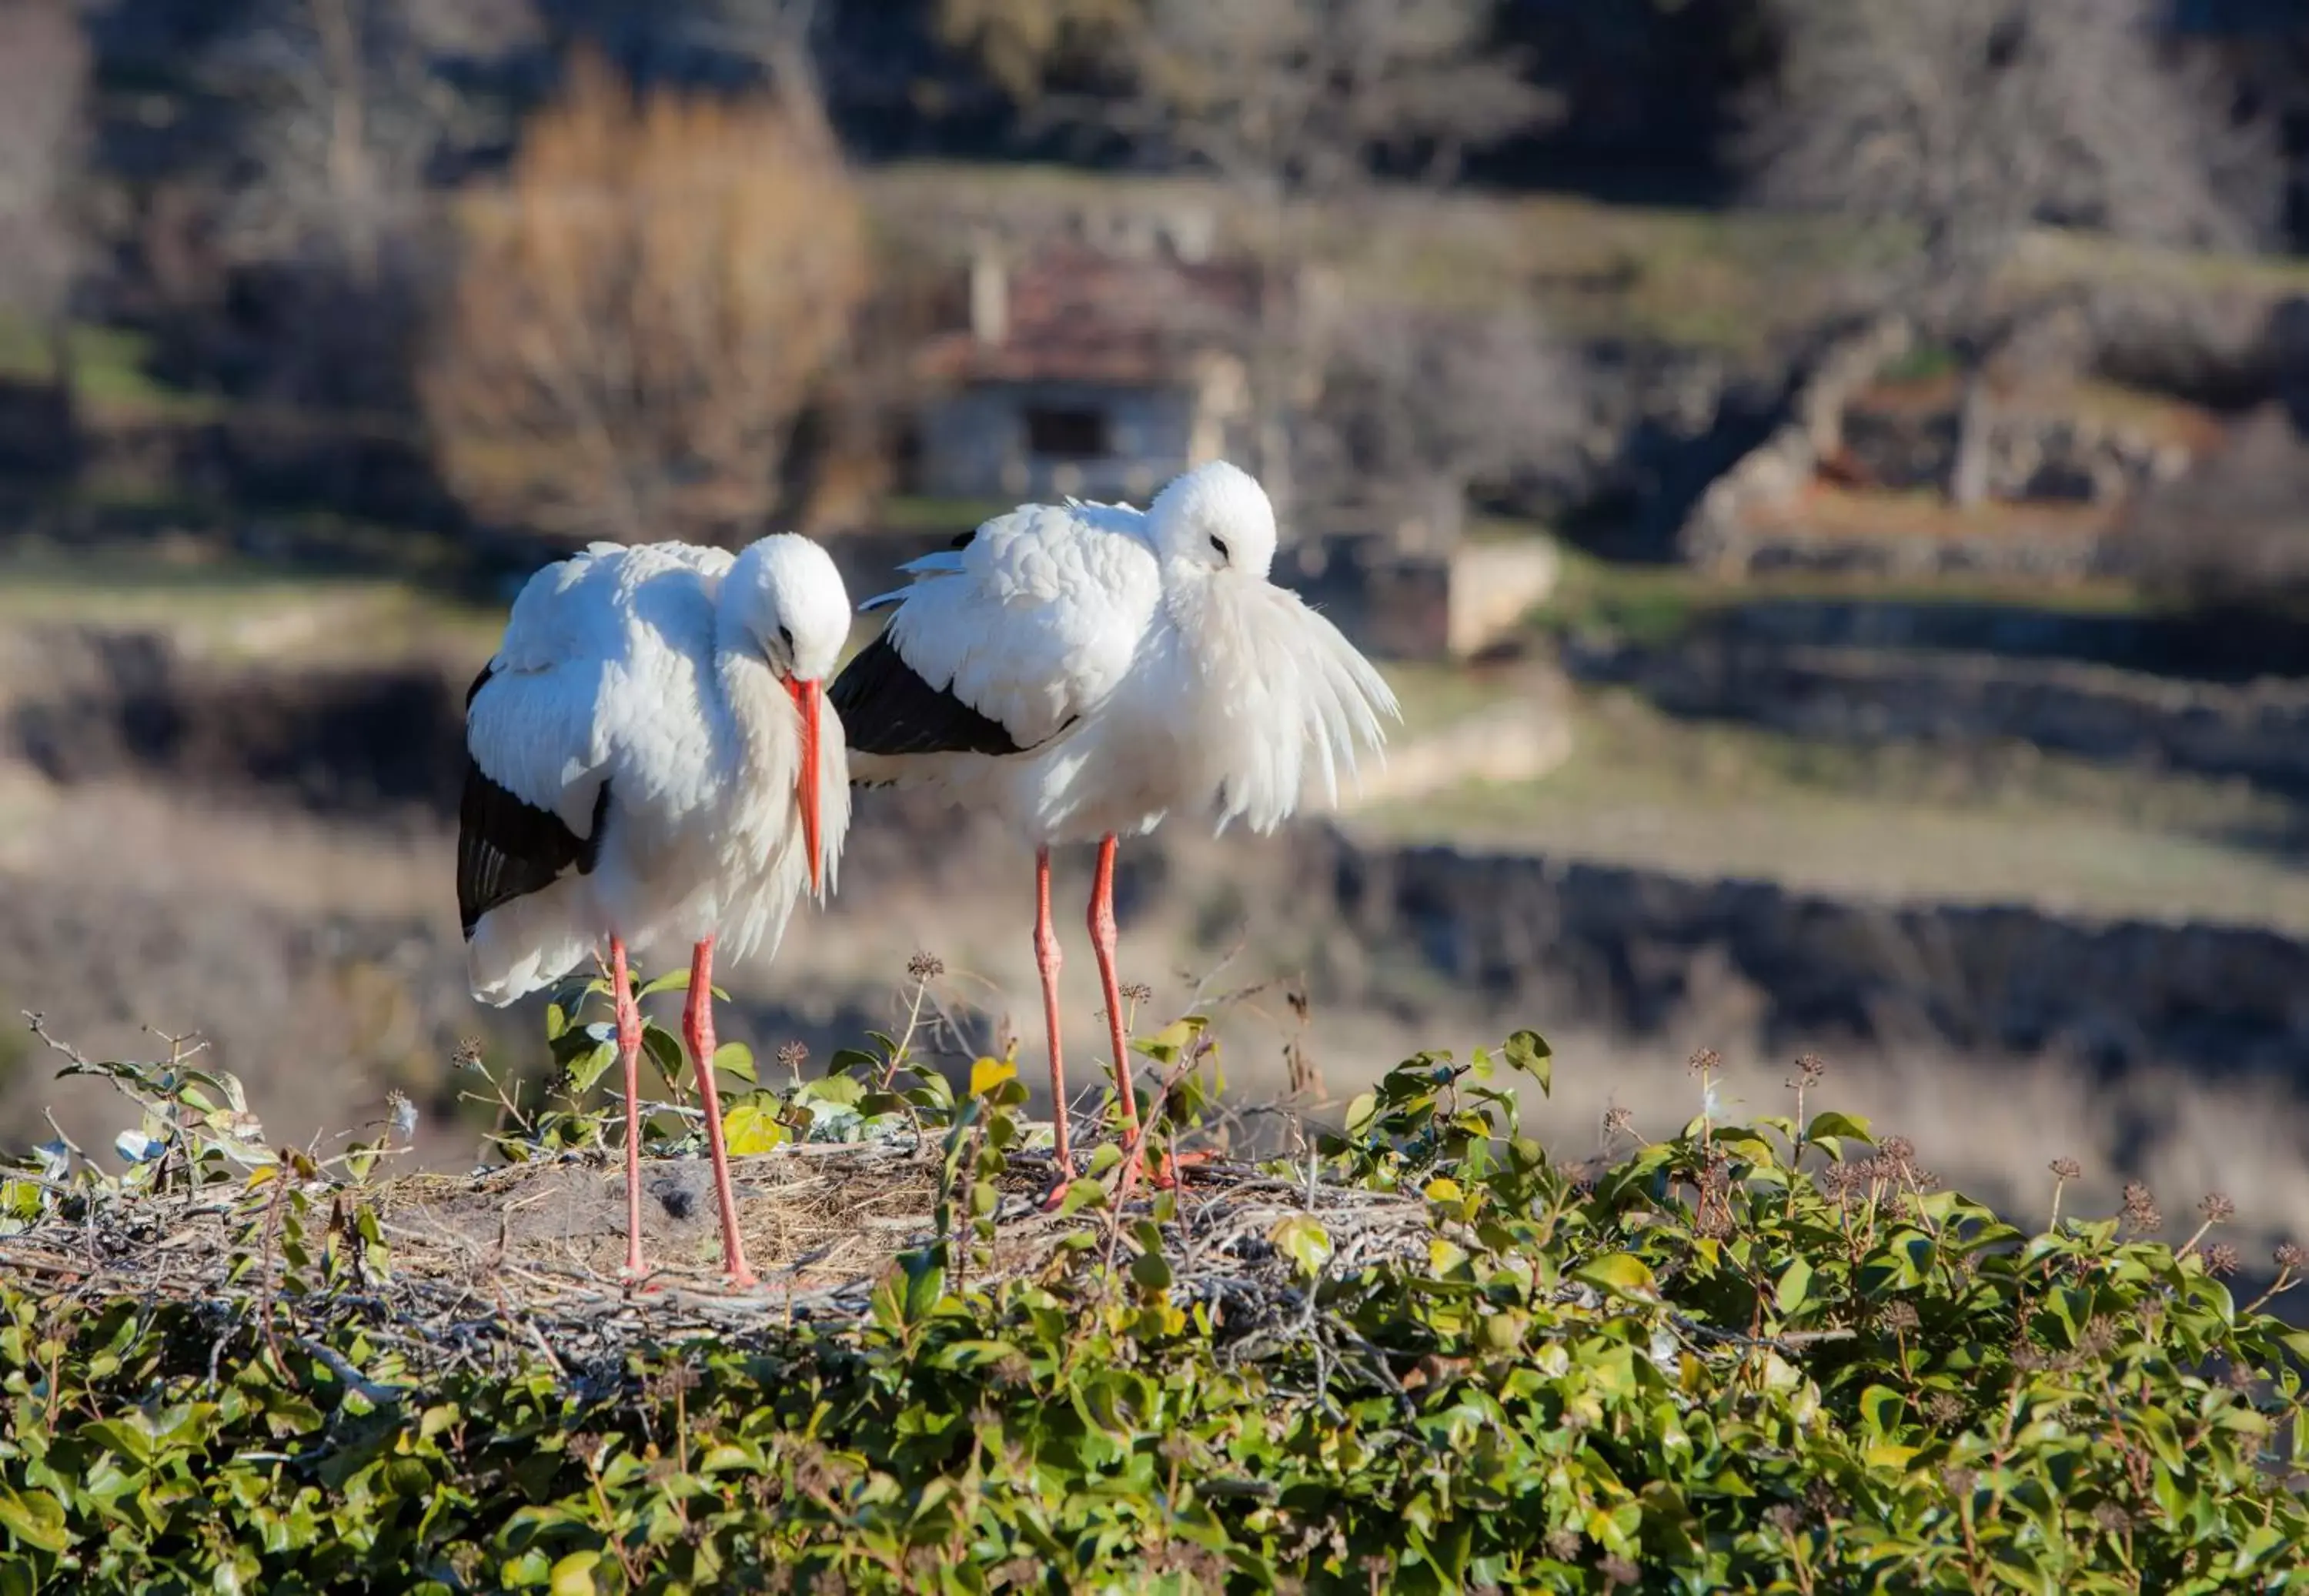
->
[1741, 0, 2280, 508]
[934, 0, 1143, 107]
[1302, 301, 1581, 546]
[1086, 0, 1551, 203]
[0, 0, 90, 435]
[423, 52, 868, 546]
[204, 0, 511, 287]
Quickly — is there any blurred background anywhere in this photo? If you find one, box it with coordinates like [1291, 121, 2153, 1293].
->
[4, 0, 2309, 1277]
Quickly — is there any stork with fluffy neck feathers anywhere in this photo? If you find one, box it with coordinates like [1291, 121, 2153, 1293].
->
[831, 460, 1398, 1196]
[459, 533, 852, 1286]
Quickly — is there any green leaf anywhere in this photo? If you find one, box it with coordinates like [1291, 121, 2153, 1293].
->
[1774, 1255, 1814, 1316]
[1268, 1215, 1332, 1276]
[561, 1040, 617, 1097]
[1805, 1111, 1873, 1145]
[711, 1041, 756, 1085]
[1573, 1253, 1660, 1303]
[637, 969, 691, 998]
[1130, 1249, 1172, 1291]
[1502, 1030, 1552, 1093]
[0, 1487, 68, 1554]
[548, 1551, 600, 1596]
[640, 1025, 687, 1093]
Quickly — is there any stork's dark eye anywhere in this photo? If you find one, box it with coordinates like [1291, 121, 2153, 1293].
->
[1209, 535, 1229, 560]
[777, 624, 794, 657]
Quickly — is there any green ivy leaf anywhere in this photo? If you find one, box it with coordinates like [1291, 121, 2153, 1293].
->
[1268, 1216, 1332, 1277]
[711, 1041, 756, 1085]
[1573, 1252, 1660, 1303]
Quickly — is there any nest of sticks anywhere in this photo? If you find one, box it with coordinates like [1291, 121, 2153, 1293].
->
[0, 1132, 1435, 1384]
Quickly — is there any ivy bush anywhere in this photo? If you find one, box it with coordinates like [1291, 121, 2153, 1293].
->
[0, 1019, 2304, 1593]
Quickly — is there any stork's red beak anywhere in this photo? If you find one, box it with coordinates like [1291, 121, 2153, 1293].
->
[786, 676, 823, 895]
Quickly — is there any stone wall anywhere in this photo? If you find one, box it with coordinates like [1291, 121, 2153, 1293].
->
[1571, 632, 2309, 797]
[1296, 830, 2309, 1080]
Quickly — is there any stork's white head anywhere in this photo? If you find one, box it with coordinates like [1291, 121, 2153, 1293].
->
[727, 533, 852, 683]
[1147, 460, 1278, 581]
[723, 532, 850, 893]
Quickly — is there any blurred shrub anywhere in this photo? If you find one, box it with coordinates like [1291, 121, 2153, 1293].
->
[423, 51, 868, 547]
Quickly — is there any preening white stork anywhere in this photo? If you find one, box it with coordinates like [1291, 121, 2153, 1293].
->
[830, 460, 1398, 1193]
[459, 533, 853, 1285]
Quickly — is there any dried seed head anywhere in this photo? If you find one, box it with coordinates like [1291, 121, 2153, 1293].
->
[1764, 1503, 1803, 1538]
[1925, 1393, 1963, 1426]
[2222, 1361, 2257, 1391]
[1793, 1053, 1827, 1087]
[386, 1089, 419, 1140]
[1121, 980, 1154, 1006]
[1879, 1135, 1916, 1167]
[567, 1431, 606, 1469]
[1880, 1301, 1920, 1333]
[2204, 1242, 2241, 1278]
[1600, 1554, 1641, 1588]
[2120, 1181, 2163, 1234]
[2277, 1241, 2306, 1272]
[1545, 1528, 1582, 1561]
[1687, 1047, 1721, 1077]
[451, 1037, 485, 1073]
[1602, 1104, 1635, 1142]
[1940, 1466, 1978, 1496]
[2090, 1501, 2132, 1534]
[2198, 1192, 2237, 1224]
[2050, 1157, 2082, 1182]
[906, 950, 946, 983]
[776, 1040, 810, 1073]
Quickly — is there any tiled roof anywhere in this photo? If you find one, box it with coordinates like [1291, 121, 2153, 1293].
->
[919, 244, 1268, 388]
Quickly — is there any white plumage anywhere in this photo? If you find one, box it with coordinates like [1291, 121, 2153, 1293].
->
[831, 460, 1398, 1191]
[459, 532, 852, 1284]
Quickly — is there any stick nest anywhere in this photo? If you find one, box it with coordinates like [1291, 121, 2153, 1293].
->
[0, 1135, 1432, 1382]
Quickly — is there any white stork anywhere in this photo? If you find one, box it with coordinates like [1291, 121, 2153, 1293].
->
[459, 533, 853, 1286]
[829, 460, 1397, 1193]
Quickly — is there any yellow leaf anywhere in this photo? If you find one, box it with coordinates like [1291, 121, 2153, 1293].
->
[722, 1100, 788, 1157]
[969, 1057, 1017, 1098]
[1423, 1177, 1465, 1204]
[1863, 1441, 1920, 1471]
[550, 1551, 601, 1596]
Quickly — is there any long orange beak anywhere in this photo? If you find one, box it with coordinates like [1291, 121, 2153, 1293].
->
[786, 676, 822, 896]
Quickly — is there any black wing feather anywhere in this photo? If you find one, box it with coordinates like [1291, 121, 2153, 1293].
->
[830, 629, 1025, 760]
[456, 666, 610, 937]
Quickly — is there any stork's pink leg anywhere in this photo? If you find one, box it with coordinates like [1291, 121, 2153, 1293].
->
[1034, 846, 1074, 1200]
[611, 936, 647, 1280]
[1090, 833, 1181, 1192]
[683, 937, 757, 1287]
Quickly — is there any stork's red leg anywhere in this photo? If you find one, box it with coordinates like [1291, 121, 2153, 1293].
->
[610, 936, 647, 1280]
[683, 937, 757, 1287]
[1034, 846, 1074, 1197]
[1089, 833, 1178, 1190]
